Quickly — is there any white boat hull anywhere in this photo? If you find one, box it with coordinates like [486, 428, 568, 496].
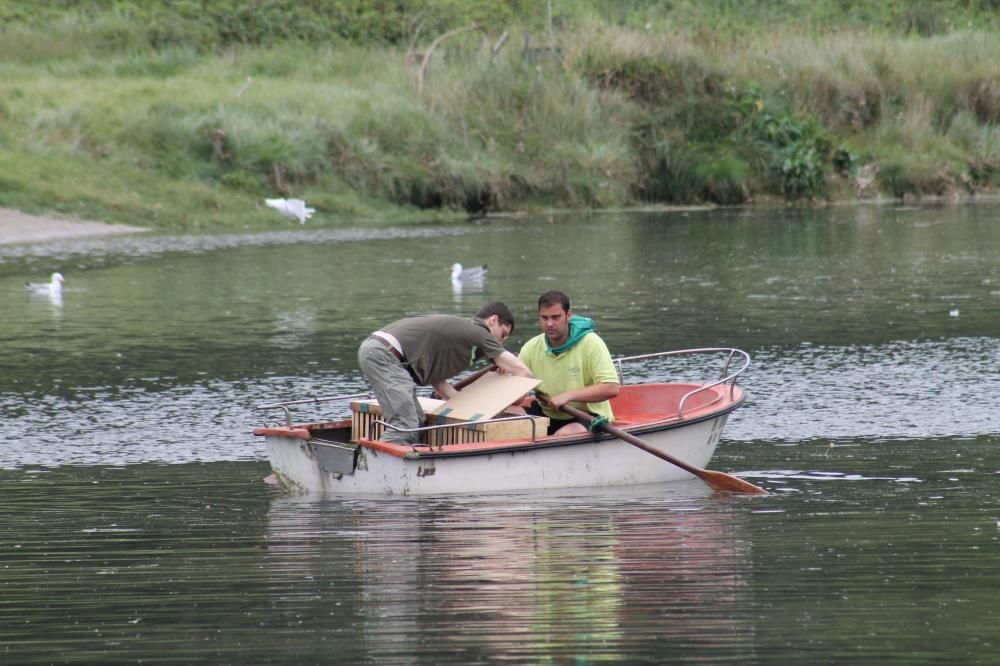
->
[263, 413, 730, 495]
[255, 349, 753, 496]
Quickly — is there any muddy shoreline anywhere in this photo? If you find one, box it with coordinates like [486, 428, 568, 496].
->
[0, 208, 146, 245]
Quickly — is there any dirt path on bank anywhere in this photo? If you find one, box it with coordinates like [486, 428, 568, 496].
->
[0, 207, 146, 245]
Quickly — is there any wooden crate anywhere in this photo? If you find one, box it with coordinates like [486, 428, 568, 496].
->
[350, 401, 383, 441]
[425, 413, 550, 446]
[350, 398, 445, 442]
[350, 399, 547, 445]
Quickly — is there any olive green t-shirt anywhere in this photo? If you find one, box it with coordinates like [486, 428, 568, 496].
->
[382, 315, 504, 385]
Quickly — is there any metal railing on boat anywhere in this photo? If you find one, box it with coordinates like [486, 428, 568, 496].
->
[613, 347, 750, 420]
[370, 414, 543, 446]
[253, 392, 543, 445]
[255, 392, 371, 428]
[253, 347, 750, 430]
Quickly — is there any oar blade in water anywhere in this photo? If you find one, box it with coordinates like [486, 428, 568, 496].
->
[699, 469, 769, 495]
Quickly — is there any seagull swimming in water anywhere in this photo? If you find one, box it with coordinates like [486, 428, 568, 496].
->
[26, 272, 64, 295]
[265, 198, 315, 224]
[451, 263, 488, 282]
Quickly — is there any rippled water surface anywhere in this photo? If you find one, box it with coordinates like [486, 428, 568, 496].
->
[2, 204, 999, 662]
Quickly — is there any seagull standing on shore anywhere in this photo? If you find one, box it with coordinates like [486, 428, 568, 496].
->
[265, 198, 315, 224]
[26, 272, 64, 295]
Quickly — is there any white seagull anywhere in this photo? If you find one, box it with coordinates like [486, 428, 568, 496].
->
[265, 198, 315, 224]
[451, 263, 488, 282]
[26, 272, 64, 295]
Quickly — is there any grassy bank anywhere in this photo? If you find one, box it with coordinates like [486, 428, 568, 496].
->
[1, 2, 999, 230]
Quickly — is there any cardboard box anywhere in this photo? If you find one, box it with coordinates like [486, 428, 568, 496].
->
[350, 374, 547, 444]
[425, 373, 546, 445]
[428, 372, 540, 421]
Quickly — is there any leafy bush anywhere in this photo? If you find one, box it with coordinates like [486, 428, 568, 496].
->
[734, 86, 831, 198]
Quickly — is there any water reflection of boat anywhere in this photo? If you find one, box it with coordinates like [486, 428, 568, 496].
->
[254, 349, 749, 495]
[263, 486, 754, 662]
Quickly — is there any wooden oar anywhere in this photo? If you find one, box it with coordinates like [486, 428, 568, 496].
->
[453, 363, 497, 391]
[536, 392, 768, 495]
[431, 363, 497, 398]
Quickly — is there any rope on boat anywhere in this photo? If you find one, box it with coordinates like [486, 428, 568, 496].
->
[587, 415, 610, 432]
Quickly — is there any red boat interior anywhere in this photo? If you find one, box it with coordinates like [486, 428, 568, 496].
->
[610, 383, 729, 425]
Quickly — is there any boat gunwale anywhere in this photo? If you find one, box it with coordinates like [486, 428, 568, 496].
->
[255, 387, 745, 460]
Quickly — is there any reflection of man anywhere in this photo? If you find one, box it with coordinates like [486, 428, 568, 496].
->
[358, 302, 533, 444]
[518, 290, 619, 436]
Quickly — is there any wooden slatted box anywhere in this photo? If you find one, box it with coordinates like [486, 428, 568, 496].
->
[349, 397, 444, 442]
[350, 399, 548, 445]
[352, 373, 547, 445]
[424, 413, 549, 446]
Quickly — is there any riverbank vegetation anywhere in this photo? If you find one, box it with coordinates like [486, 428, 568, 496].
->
[1, 1, 999, 229]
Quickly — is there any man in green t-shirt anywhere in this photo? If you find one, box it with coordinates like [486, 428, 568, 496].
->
[517, 290, 620, 436]
[358, 302, 534, 444]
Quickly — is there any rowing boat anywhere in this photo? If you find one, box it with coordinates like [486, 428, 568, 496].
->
[253, 348, 749, 495]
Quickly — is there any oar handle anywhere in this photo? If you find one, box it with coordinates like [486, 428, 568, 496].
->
[450, 363, 497, 393]
[431, 363, 497, 399]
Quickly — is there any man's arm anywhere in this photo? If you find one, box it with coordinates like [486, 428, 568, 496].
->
[435, 353, 531, 399]
[547, 334, 619, 410]
[546, 382, 620, 410]
[491, 350, 534, 378]
[431, 380, 458, 400]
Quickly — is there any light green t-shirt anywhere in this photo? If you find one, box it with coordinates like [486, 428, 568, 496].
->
[518, 332, 619, 422]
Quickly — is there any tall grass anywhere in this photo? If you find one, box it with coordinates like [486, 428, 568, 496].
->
[1, 35, 643, 224]
[2, 7, 1000, 228]
[567, 22, 1000, 201]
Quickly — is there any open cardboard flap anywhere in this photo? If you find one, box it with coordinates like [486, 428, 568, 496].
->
[429, 372, 540, 422]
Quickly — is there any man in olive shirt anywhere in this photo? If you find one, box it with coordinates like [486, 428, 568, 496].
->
[517, 290, 620, 436]
[358, 302, 534, 444]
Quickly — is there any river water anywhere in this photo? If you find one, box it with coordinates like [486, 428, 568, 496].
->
[1, 204, 999, 663]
